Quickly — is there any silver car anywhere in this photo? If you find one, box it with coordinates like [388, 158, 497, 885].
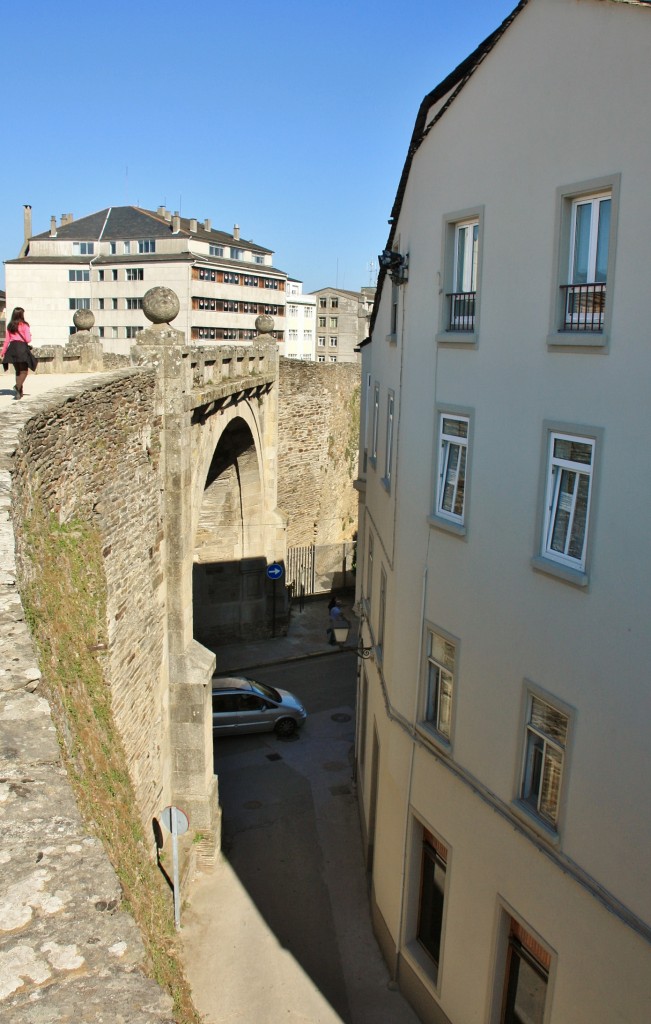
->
[211, 676, 307, 737]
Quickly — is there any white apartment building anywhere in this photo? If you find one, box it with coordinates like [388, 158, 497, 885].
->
[355, 2, 651, 1023]
[281, 279, 317, 360]
[5, 206, 288, 354]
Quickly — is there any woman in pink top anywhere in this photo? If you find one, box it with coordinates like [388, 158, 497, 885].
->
[1, 307, 34, 399]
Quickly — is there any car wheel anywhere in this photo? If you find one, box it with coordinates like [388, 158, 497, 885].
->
[275, 717, 297, 738]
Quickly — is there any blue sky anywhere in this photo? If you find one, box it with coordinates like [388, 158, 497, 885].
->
[3, 1, 517, 294]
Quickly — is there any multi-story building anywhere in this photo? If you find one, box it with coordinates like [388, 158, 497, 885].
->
[281, 279, 317, 360]
[310, 286, 374, 363]
[5, 205, 288, 353]
[355, 2, 651, 1023]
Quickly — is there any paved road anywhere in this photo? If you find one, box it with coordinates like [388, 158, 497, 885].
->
[181, 652, 419, 1024]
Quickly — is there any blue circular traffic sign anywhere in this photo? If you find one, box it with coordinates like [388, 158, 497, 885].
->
[266, 562, 284, 581]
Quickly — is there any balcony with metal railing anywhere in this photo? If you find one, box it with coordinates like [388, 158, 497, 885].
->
[446, 291, 476, 332]
[560, 282, 606, 332]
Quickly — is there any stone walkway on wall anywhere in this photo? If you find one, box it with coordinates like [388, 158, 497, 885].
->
[0, 376, 173, 1021]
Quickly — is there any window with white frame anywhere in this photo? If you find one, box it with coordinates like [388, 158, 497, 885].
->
[520, 691, 569, 829]
[317, 354, 326, 362]
[377, 568, 387, 659]
[126, 268, 144, 281]
[138, 239, 156, 253]
[126, 297, 143, 310]
[329, 336, 338, 347]
[125, 326, 141, 339]
[439, 207, 484, 339]
[317, 335, 325, 347]
[422, 629, 455, 742]
[288, 305, 299, 316]
[110, 242, 117, 255]
[288, 329, 298, 340]
[303, 330, 313, 342]
[319, 297, 327, 308]
[563, 191, 611, 332]
[123, 241, 131, 254]
[550, 175, 619, 344]
[383, 391, 394, 488]
[318, 316, 326, 328]
[253, 254, 264, 264]
[69, 297, 90, 310]
[366, 530, 374, 607]
[542, 432, 594, 571]
[230, 247, 243, 260]
[370, 383, 380, 465]
[209, 244, 223, 257]
[435, 415, 469, 524]
[68, 269, 90, 281]
[329, 355, 337, 362]
[330, 316, 338, 328]
[73, 241, 95, 255]
[304, 306, 314, 318]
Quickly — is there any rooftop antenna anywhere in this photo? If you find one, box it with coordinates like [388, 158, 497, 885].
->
[368, 259, 377, 286]
[125, 165, 129, 205]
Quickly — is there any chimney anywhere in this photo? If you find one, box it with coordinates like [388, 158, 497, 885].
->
[23, 205, 32, 241]
[172, 212, 181, 233]
[204, 218, 211, 232]
[157, 205, 167, 217]
[189, 218, 198, 233]
[60, 212, 74, 226]
[50, 215, 57, 237]
[233, 224, 240, 241]
[164, 209, 172, 222]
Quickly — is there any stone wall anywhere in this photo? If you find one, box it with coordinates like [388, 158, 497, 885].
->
[0, 377, 171, 1021]
[277, 358, 360, 548]
[10, 369, 170, 832]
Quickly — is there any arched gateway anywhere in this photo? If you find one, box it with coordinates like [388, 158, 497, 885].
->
[137, 289, 286, 855]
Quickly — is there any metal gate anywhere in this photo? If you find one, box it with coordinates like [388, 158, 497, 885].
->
[287, 545, 315, 597]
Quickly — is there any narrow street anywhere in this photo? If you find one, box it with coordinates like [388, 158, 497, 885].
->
[181, 637, 419, 1024]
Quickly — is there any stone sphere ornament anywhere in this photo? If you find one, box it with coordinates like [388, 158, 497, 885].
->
[73, 308, 95, 331]
[143, 286, 180, 325]
[255, 314, 275, 334]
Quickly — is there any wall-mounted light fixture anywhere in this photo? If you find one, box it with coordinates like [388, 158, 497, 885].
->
[378, 248, 409, 284]
[331, 619, 374, 658]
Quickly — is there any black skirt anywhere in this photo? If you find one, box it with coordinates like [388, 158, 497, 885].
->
[3, 341, 37, 370]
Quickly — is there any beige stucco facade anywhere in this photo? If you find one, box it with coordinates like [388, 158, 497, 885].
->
[355, 2, 651, 1022]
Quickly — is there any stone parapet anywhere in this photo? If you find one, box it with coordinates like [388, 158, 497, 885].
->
[0, 380, 172, 1022]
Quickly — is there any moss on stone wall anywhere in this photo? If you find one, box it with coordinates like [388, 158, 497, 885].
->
[20, 501, 200, 1024]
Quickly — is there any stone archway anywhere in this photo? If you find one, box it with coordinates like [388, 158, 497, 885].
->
[191, 405, 287, 649]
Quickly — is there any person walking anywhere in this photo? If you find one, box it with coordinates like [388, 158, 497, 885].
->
[2, 307, 36, 400]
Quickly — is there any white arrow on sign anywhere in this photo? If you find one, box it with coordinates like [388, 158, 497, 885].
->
[266, 563, 284, 580]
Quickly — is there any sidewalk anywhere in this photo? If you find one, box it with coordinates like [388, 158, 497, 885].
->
[0, 370, 103, 411]
[215, 593, 359, 673]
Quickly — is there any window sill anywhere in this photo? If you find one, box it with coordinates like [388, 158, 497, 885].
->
[547, 329, 608, 349]
[402, 940, 440, 995]
[416, 722, 452, 757]
[386, 332, 397, 345]
[512, 799, 561, 847]
[435, 330, 478, 347]
[531, 555, 588, 589]
[428, 514, 466, 538]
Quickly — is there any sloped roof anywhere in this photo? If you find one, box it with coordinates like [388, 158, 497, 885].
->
[31, 205, 273, 254]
